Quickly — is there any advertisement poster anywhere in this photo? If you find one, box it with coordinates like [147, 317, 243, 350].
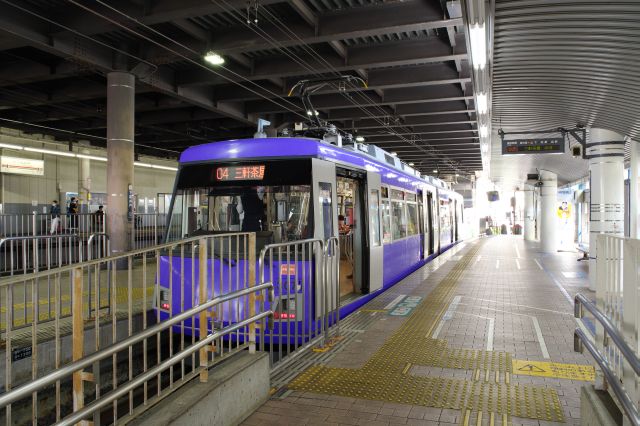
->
[557, 188, 574, 250]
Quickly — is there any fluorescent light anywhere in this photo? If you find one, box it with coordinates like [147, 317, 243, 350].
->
[24, 147, 75, 157]
[479, 125, 489, 138]
[0, 143, 23, 150]
[455, 173, 460, 177]
[391, 152, 398, 157]
[355, 136, 365, 142]
[476, 92, 488, 114]
[469, 23, 487, 70]
[481, 143, 489, 154]
[134, 161, 153, 168]
[408, 162, 414, 166]
[306, 110, 313, 116]
[76, 154, 107, 161]
[151, 164, 178, 171]
[204, 51, 225, 65]
[433, 169, 438, 173]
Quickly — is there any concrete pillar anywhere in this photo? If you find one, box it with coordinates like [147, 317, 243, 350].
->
[539, 170, 557, 253]
[588, 128, 625, 290]
[630, 139, 640, 239]
[106, 72, 135, 256]
[523, 186, 536, 241]
[78, 149, 91, 213]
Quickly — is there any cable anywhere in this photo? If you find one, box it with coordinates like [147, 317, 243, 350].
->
[69, 0, 308, 120]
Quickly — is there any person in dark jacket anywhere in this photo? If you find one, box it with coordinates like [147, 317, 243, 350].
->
[68, 197, 79, 229]
[50, 200, 61, 234]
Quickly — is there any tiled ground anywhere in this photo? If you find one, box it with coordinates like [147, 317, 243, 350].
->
[244, 236, 595, 426]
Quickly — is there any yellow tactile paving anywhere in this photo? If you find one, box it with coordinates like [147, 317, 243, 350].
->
[289, 241, 566, 422]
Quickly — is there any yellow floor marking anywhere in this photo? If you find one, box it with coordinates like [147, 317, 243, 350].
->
[360, 309, 387, 313]
[505, 372, 510, 384]
[502, 413, 508, 426]
[463, 409, 471, 426]
[476, 411, 483, 426]
[289, 242, 565, 422]
[402, 362, 412, 375]
[495, 371, 499, 383]
[512, 359, 595, 381]
[474, 369, 480, 381]
[490, 412, 495, 426]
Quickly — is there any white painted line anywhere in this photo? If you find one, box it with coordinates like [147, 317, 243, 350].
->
[432, 296, 461, 338]
[384, 294, 406, 310]
[370, 312, 378, 317]
[515, 259, 521, 270]
[534, 259, 544, 270]
[514, 244, 521, 259]
[487, 318, 495, 351]
[469, 297, 571, 316]
[531, 317, 550, 359]
[496, 259, 500, 269]
[432, 320, 446, 339]
[476, 255, 481, 263]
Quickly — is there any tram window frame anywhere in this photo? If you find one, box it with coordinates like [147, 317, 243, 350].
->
[369, 189, 382, 246]
[391, 199, 407, 240]
[406, 202, 419, 236]
[390, 189, 404, 201]
[381, 186, 392, 244]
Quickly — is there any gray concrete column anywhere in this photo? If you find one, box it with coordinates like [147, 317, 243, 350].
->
[523, 185, 536, 241]
[629, 139, 640, 239]
[106, 72, 135, 256]
[78, 148, 91, 213]
[539, 170, 557, 253]
[588, 128, 625, 290]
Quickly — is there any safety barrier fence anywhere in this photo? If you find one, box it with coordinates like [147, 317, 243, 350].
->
[0, 232, 272, 425]
[259, 236, 340, 370]
[0, 232, 342, 425]
[574, 234, 640, 426]
[0, 213, 174, 273]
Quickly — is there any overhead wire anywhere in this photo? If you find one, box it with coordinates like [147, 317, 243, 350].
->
[254, 4, 467, 173]
[68, 0, 308, 120]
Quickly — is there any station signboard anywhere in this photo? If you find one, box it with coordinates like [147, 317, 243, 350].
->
[501, 137, 565, 155]
[0, 156, 44, 176]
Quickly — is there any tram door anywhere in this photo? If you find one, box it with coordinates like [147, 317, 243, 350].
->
[366, 171, 383, 293]
[418, 190, 425, 260]
[426, 190, 435, 255]
[312, 159, 338, 315]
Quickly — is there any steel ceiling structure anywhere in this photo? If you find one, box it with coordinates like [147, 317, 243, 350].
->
[0, 0, 481, 174]
[490, 0, 640, 186]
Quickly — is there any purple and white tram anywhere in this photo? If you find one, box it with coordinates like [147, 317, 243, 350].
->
[156, 137, 464, 342]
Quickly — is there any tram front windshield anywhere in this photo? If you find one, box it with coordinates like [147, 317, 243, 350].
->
[166, 160, 313, 243]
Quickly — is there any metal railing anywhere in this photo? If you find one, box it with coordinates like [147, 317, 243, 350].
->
[259, 236, 341, 370]
[572, 234, 640, 426]
[132, 213, 167, 250]
[0, 234, 83, 276]
[0, 232, 269, 425]
[575, 294, 640, 425]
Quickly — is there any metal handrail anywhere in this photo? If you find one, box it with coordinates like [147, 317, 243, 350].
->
[0, 232, 251, 287]
[575, 327, 640, 426]
[0, 282, 273, 410]
[574, 293, 640, 376]
[86, 232, 110, 260]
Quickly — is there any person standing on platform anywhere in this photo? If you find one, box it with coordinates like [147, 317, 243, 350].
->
[94, 205, 105, 232]
[68, 197, 79, 230]
[50, 200, 61, 234]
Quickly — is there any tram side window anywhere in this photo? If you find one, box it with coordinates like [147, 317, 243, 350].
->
[406, 202, 419, 236]
[369, 189, 381, 246]
[318, 182, 334, 240]
[391, 200, 407, 240]
[382, 199, 392, 244]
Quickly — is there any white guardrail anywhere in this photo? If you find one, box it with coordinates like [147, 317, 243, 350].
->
[574, 234, 640, 426]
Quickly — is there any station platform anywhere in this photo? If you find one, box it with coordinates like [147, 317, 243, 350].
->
[244, 236, 595, 426]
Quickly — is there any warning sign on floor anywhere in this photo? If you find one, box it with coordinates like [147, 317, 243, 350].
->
[512, 359, 595, 381]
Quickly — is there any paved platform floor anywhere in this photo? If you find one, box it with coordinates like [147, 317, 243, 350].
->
[244, 236, 595, 426]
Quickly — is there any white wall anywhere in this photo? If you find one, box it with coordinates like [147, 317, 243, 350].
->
[0, 128, 177, 212]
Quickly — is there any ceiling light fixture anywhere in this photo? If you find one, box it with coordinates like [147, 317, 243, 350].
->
[469, 23, 487, 70]
[479, 125, 489, 138]
[433, 169, 438, 173]
[476, 92, 488, 115]
[355, 136, 365, 142]
[204, 51, 225, 65]
[408, 162, 414, 166]
[391, 152, 398, 157]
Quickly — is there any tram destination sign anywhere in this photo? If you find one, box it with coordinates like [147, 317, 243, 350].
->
[502, 137, 565, 155]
